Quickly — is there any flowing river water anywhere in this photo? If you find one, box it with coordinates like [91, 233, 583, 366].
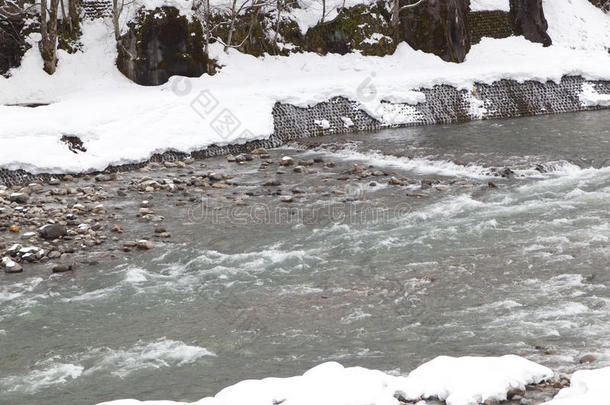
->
[1, 110, 609, 404]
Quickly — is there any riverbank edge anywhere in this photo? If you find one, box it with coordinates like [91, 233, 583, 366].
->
[1, 74, 609, 187]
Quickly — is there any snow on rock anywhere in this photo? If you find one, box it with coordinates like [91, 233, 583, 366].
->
[288, 0, 377, 35]
[1, 2, 609, 174]
[470, 0, 510, 12]
[96, 355, 553, 405]
[398, 355, 554, 405]
[541, 367, 610, 405]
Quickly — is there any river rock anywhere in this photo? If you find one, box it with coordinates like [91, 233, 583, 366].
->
[139, 208, 155, 215]
[251, 147, 268, 155]
[95, 174, 113, 182]
[263, 179, 281, 187]
[52, 264, 73, 273]
[579, 354, 596, 364]
[208, 172, 224, 181]
[9, 192, 29, 204]
[7, 244, 23, 256]
[2, 257, 23, 273]
[39, 224, 67, 240]
[280, 156, 294, 166]
[137, 240, 154, 250]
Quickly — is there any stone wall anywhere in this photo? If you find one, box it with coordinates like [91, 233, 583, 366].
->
[1, 75, 609, 186]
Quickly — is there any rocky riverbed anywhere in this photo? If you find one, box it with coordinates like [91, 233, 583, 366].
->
[0, 143, 520, 277]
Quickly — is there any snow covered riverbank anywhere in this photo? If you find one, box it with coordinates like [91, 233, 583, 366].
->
[0, 0, 609, 174]
[96, 356, 610, 405]
[98, 355, 556, 405]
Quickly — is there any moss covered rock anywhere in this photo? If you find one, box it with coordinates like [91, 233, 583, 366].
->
[303, 2, 395, 56]
[117, 6, 210, 86]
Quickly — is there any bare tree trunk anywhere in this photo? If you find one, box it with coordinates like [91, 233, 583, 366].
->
[245, 2, 261, 50]
[225, 0, 238, 51]
[272, 0, 282, 53]
[391, 0, 399, 43]
[68, 0, 79, 32]
[321, 0, 325, 23]
[112, 0, 121, 41]
[39, 0, 60, 74]
[203, 0, 210, 55]
[60, 0, 71, 32]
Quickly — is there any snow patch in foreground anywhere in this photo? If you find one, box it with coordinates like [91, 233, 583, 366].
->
[542, 367, 610, 405]
[97, 355, 553, 405]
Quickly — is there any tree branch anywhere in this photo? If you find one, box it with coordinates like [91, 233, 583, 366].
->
[399, 0, 427, 12]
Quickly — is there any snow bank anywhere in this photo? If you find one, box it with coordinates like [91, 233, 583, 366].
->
[470, 0, 510, 12]
[96, 355, 553, 405]
[398, 355, 553, 405]
[541, 367, 610, 405]
[0, 0, 609, 174]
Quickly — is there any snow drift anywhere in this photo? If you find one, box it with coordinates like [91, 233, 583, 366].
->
[97, 355, 554, 405]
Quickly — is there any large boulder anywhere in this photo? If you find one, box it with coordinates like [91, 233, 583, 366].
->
[400, 0, 470, 63]
[117, 7, 210, 86]
[304, 2, 395, 56]
[509, 0, 552, 46]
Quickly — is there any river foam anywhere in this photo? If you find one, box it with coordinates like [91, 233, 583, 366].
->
[0, 339, 214, 394]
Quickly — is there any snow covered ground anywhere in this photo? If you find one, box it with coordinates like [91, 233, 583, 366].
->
[0, 0, 609, 174]
[96, 355, 554, 405]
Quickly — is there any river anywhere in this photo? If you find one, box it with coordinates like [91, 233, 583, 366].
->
[1, 110, 609, 405]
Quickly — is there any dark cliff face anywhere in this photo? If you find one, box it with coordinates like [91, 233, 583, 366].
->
[400, 0, 471, 63]
[0, 11, 28, 77]
[117, 7, 209, 86]
[509, 0, 552, 46]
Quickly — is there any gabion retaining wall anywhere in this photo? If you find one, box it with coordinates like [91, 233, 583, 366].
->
[468, 11, 514, 44]
[1, 75, 609, 186]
